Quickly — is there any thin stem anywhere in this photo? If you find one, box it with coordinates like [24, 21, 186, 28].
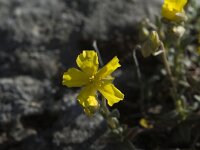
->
[102, 97, 109, 116]
[173, 39, 181, 78]
[160, 42, 187, 119]
[133, 46, 142, 80]
[127, 140, 136, 150]
[93, 40, 104, 67]
[160, 42, 177, 93]
[132, 46, 146, 116]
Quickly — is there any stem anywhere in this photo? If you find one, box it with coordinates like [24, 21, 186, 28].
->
[102, 97, 110, 116]
[160, 42, 177, 93]
[173, 39, 181, 78]
[93, 40, 104, 67]
[132, 46, 146, 116]
[160, 42, 187, 119]
[127, 140, 136, 150]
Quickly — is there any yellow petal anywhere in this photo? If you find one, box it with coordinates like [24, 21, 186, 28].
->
[96, 56, 121, 79]
[62, 68, 89, 87]
[86, 96, 99, 107]
[78, 85, 98, 116]
[175, 0, 187, 10]
[162, 0, 187, 21]
[164, 0, 187, 11]
[98, 83, 124, 106]
[76, 50, 99, 76]
[83, 96, 99, 116]
[77, 85, 97, 107]
[139, 118, 154, 129]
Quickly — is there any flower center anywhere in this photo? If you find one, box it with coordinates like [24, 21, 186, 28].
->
[89, 75, 95, 82]
[89, 75, 102, 88]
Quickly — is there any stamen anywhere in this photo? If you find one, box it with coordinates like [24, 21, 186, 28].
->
[89, 75, 95, 82]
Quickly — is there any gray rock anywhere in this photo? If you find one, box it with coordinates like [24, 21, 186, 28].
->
[83, 0, 162, 40]
[15, 48, 60, 79]
[0, 76, 52, 123]
[53, 114, 104, 146]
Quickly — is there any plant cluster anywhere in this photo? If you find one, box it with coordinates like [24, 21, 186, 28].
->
[62, 0, 200, 149]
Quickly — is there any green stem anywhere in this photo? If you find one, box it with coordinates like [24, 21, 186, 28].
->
[173, 39, 182, 78]
[160, 42, 186, 119]
[101, 98, 110, 116]
[133, 46, 146, 117]
[160, 42, 177, 92]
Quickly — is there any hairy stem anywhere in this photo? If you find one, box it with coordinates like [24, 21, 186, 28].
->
[160, 42, 177, 92]
[160, 42, 187, 119]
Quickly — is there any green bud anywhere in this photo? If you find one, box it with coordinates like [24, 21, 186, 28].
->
[139, 27, 150, 41]
[107, 117, 119, 129]
[141, 31, 161, 57]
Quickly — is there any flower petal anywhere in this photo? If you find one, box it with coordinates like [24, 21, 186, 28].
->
[77, 84, 97, 107]
[98, 83, 124, 106]
[78, 85, 99, 116]
[62, 68, 89, 87]
[164, 0, 187, 11]
[177, 0, 187, 10]
[162, 0, 187, 21]
[76, 50, 99, 76]
[96, 56, 121, 79]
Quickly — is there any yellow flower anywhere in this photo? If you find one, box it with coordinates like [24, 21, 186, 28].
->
[62, 50, 124, 115]
[162, 0, 187, 22]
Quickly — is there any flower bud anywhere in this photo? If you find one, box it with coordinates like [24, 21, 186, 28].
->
[141, 31, 161, 57]
[172, 26, 185, 38]
[107, 117, 119, 129]
[82, 96, 99, 116]
[139, 27, 150, 41]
